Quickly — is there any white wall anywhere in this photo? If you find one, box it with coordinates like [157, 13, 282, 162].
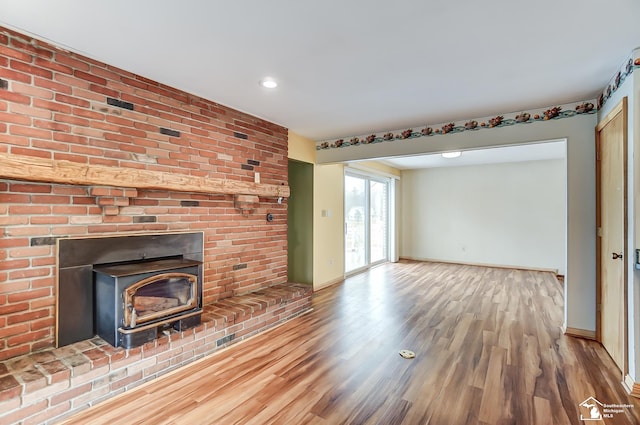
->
[401, 159, 566, 274]
[313, 164, 345, 289]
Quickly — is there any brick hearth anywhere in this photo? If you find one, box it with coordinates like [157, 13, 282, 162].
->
[0, 283, 312, 424]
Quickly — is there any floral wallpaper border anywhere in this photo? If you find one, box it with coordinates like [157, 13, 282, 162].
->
[598, 53, 640, 110]
[317, 54, 640, 151]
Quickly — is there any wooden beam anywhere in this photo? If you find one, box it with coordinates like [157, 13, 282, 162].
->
[0, 152, 289, 198]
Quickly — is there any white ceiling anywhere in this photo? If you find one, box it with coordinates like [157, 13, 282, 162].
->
[376, 140, 566, 170]
[0, 1, 639, 142]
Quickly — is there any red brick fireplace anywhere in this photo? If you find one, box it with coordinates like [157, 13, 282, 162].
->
[0, 26, 312, 423]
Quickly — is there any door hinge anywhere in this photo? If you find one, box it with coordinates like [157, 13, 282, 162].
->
[597, 227, 602, 237]
[597, 303, 602, 312]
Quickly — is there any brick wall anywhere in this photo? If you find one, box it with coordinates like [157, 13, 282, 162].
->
[0, 26, 289, 361]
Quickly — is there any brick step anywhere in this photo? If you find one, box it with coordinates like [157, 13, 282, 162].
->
[0, 283, 312, 425]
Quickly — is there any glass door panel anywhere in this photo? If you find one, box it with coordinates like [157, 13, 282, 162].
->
[345, 172, 390, 274]
[345, 175, 367, 272]
[370, 180, 388, 264]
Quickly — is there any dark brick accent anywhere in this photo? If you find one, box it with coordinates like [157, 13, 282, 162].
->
[233, 132, 248, 140]
[106, 97, 134, 111]
[159, 127, 181, 138]
[241, 164, 254, 171]
[180, 200, 200, 207]
[247, 159, 260, 166]
[30, 237, 58, 246]
[232, 263, 247, 271]
[216, 333, 236, 347]
[132, 216, 157, 223]
[0, 78, 8, 89]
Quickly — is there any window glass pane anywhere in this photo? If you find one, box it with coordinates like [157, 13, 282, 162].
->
[370, 180, 388, 263]
[345, 175, 367, 272]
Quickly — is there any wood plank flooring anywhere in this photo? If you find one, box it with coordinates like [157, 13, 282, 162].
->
[61, 261, 640, 424]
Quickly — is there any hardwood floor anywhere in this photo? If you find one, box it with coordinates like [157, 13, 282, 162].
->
[61, 261, 640, 424]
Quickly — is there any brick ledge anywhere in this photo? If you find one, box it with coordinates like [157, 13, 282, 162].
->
[0, 282, 312, 425]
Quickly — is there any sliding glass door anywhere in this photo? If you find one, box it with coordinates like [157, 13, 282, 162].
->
[369, 179, 388, 264]
[344, 172, 389, 274]
[345, 174, 367, 272]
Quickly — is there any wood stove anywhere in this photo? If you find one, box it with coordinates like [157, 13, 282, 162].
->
[94, 257, 202, 349]
[56, 232, 204, 348]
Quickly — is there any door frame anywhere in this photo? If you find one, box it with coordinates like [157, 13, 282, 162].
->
[595, 96, 628, 375]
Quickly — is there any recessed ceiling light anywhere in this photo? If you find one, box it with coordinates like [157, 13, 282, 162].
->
[260, 78, 278, 89]
[441, 151, 462, 159]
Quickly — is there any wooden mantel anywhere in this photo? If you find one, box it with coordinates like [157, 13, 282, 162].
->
[0, 152, 290, 198]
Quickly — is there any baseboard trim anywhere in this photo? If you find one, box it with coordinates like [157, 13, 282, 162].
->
[624, 374, 640, 398]
[399, 256, 559, 275]
[563, 326, 597, 340]
[314, 276, 344, 291]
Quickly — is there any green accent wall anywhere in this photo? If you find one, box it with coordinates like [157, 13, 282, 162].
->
[288, 160, 314, 284]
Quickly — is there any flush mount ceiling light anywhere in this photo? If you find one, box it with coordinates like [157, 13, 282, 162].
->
[441, 151, 462, 159]
[259, 78, 278, 89]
